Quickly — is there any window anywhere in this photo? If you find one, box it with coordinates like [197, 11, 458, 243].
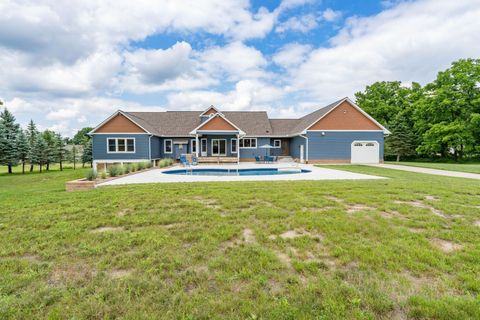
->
[108, 139, 116, 152]
[191, 139, 197, 153]
[231, 138, 237, 153]
[273, 139, 281, 148]
[164, 139, 173, 154]
[107, 138, 135, 153]
[239, 138, 257, 148]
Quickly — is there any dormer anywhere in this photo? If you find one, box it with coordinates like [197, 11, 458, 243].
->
[199, 105, 221, 123]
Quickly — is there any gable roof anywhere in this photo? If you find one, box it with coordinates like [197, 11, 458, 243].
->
[90, 110, 151, 134]
[190, 113, 244, 134]
[92, 97, 389, 137]
[199, 105, 221, 117]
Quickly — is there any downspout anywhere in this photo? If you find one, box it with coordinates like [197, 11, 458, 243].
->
[148, 134, 153, 163]
[299, 133, 309, 164]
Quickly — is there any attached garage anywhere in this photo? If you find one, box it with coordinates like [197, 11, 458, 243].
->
[351, 141, 380, 164]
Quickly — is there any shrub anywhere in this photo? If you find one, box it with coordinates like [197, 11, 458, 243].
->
[85, 169, 97, 181]
[109, 165, 123, 177]
[131, 163, 137, 172]
[146, 161, 153, 168]
[137, 162, 145, 170]
[159, 158, 173, 168]
[100, 171, 107, 179]
[124, 163, 132, 174]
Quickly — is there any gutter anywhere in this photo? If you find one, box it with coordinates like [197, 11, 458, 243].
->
[148, 134, 153, 160]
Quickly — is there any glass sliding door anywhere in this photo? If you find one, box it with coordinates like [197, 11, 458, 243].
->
[211, 139, 227, 156]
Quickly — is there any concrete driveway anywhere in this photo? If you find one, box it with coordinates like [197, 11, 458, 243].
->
[368, 163, 480, 180]
[97, 163, 385, 186]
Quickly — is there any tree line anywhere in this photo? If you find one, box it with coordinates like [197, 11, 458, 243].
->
[0, 105, 93, 174]
[355, 58, 480, 161]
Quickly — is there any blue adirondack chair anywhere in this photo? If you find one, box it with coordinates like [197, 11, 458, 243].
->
[179, 154, 190, 166]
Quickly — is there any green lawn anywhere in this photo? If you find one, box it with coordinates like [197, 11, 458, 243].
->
[0, 162, 89, 175]
[386, 161, 480, 174]
[1, 166, 480, 319]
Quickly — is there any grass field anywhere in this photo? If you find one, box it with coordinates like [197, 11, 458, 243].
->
[1, 165, 480, 319]
[386, 161, 480, 174]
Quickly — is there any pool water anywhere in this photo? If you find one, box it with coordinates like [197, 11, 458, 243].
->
[163, 168, 311, 176]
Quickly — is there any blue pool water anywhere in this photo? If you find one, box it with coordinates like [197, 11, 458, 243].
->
[163, 168, 311, 176]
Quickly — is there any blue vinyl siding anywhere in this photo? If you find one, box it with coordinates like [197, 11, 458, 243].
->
[92, 134, 150, 160]
[290, 136, 306, 160]
[150, 136, 161, 159]
[239, 137, 270, 159]
[307, 131, 384, 160]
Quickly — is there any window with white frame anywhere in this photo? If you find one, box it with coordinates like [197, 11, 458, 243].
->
[107, 138, 135, 153]
[239, 138, 257, 148]
[164, 139, 173, 154]
[231, 138, 237, 153]
[191, 139, 197, 153]
[273, 139, 281, 148]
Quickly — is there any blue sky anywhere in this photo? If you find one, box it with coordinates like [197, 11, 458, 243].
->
[0, 0, 479, 136]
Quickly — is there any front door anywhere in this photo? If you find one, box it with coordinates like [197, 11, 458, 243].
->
[212, 139, 226, 156]
[281, 138, 290, 156]
[201, 139, 207, 156]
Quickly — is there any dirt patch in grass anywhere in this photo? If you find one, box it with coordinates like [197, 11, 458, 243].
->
[116, 208, 132, 217]
[301, 206, 335, 212]
[394, 200, 446, 218]
[274, 250, 293, 269]
[91, 226, 124, 233]
[108, 269, 132, 279]
[474, 220, 480, 227]
[324, 195, 343, 203]
[408, 227, 426, 234]
[268, 228, 323, 240]
[193, 196, 222, 210]
[49, 263, 96, 287]
[430, 238, 463, 253]
[424, 195, 439, 201]
[347, 204, 375, 214]
[380, 210, 405, 219]
[223, 228, 257, 248]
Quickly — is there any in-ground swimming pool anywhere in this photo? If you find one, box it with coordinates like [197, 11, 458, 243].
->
[163, 168, 311, 176]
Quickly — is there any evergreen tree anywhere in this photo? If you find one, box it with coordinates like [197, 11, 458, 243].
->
[16, 130, 30, 174]
[42, 130, 56, 170]
[31, 135, 48, 172]
[385, 120, 416, 162]
[81, 140, 93, 168]
[26, 120, 39, 172]
[54, 133, 67, 171]
[0, 108, 20, 173]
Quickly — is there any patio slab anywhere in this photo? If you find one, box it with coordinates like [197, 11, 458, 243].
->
[97, 163, 385, 186]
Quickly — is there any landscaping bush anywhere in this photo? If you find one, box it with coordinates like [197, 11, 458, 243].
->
[159, 158, 174, 168]
[109, 165, 123, 177]
[131, 163, 137, 172]
[85, 169, 97, 181]
[137, 162, 145, 170]
[146, 161, 153, 168]
[124, 163, 132, 174]
[100, 171, 107, 179]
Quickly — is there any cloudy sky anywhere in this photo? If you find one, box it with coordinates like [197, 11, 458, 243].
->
[1, 0, 479, 136]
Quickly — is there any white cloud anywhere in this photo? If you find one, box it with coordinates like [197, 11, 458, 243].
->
[276, 14, 318, 33]
[273, 43, 312, 68]
[290, 0, 480, 103]
[322, 8, 342, 22]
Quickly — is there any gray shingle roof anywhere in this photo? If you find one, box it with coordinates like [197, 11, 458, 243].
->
[122, 98, 348, 137]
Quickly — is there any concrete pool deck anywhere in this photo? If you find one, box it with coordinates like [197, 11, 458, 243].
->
[97, 163, 385, 186]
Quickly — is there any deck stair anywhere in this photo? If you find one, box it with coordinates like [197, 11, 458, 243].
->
[198, 156, 238, 164]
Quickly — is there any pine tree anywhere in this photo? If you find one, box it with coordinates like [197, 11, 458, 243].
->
[31, 135, 48, 172]
[386, 121, 416, 162]
[82, 139, 93, 168]
[0, 108, 20, 173]
[54, 133, 67, 171]
[26, 120, 38, 172]
[16, 130, 30, 174]
[42, 130, 56, 170]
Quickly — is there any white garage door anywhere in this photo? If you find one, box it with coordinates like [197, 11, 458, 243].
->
[351, 141, 380, 164]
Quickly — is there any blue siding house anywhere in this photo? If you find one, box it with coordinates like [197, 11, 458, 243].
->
[90, 98, 389, 170]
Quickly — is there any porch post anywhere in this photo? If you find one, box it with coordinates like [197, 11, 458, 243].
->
[195, 134, 199, 158]
[237, 134, 240, 164]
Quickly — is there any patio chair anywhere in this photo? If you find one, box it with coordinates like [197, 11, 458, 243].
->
[255, 156, 262, 163]
[179, 154, 190, 167]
